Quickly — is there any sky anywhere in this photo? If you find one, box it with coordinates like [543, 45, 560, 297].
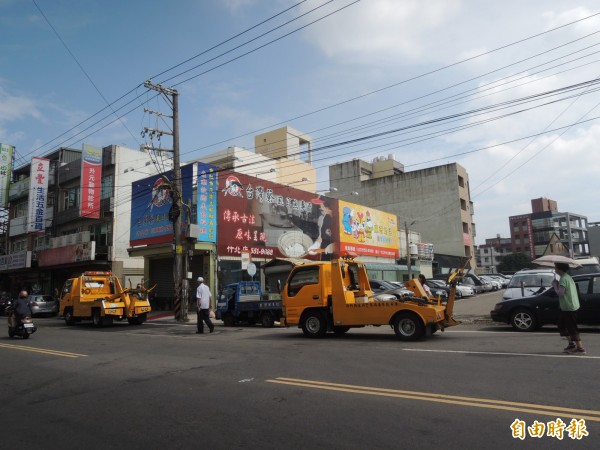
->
[2, 0, 600, 246]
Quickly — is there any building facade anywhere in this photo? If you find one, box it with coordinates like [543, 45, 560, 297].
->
[509, 197, 590, 259]
[327, 155, 476, 271]
[477, 235, 513, 273]
[0, 145, 159, 296]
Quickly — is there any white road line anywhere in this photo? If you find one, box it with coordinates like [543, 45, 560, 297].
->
[403, 348, 600, 359]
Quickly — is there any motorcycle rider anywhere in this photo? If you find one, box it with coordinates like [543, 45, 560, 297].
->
[9, 290, 33, 328]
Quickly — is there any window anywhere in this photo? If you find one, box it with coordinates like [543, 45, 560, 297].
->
[287, 267, 319, 297]
[101, 174, 114, 200]
[63, 188, 78, 210]
[458, 175, 465, 188]
[592, 277, 600, 294]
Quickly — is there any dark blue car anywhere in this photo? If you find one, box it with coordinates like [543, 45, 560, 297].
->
[490, 273, 600, 331]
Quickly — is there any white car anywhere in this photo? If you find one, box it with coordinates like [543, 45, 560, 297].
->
[502, 270, 557, 300]
[454, 284, 475, 298]
[480, 275, 502, 291]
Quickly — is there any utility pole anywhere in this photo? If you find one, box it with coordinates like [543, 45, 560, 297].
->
[143, 81, 187, 322]
[405, 220, 415, 280]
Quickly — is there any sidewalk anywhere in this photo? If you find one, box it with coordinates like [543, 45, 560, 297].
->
[147, 310, 221, 324]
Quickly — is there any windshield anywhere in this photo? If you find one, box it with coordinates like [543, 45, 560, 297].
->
[508, 273, 555, 288]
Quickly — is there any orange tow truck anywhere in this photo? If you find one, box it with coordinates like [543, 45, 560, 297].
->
[281, 254, 465, 340]
[59, 271, 152, 327]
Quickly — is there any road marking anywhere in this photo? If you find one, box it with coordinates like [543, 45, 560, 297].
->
[403, 348, 600, 359]
[266, 377, 600, 422]
[0, 342, 87, 358]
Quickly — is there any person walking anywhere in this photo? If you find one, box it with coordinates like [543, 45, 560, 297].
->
[552, 262, 585, 354]
[196, 277, 214, 334]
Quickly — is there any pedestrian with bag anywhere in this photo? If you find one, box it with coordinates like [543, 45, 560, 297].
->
[552, 262, 585, 354]
[196, 277, 214, 334]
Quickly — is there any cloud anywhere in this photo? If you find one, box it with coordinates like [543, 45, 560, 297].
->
[0, 85, 41, 123]
[302, 0, 462, 65]
[221, 0, 257, 13]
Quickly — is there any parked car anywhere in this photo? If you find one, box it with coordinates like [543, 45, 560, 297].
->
[502, 269, 557, 301]
[388, 281, 415, 297]
[423, 279, 450, 300]
[0, 294, 11, 315]
[369, 279, 411, 300]
[433, 272, 487, 294]
[479, 275, 502, 291]
[28, 294, 59, 317]
[490, 272, 600, 331]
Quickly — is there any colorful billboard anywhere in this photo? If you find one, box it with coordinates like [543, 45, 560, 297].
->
[338, 200, 399, 258]
[27, 157, 49, 233]
[129, 163, 194, 246]
[80, 143, 102, 219]
[197, 163, 218, 242]
[217, 170, 339, 260]
[0, 143, 14, 208]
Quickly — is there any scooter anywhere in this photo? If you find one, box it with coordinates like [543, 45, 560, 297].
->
[6, 303, 37, 339]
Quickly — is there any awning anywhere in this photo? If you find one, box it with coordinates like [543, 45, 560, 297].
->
[365, 263, 415, 272]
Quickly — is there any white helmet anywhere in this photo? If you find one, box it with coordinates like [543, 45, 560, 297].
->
[197, 277, 204, 283]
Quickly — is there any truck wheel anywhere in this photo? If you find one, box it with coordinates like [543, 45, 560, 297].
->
[127, 314, 146, 325]
[261, 313, 275, 328]
[301, 311, 327, 338]
[64, 308, 76, 326]
[92, 309, 103, 327]
[222, 315, 234, 327]
[393, 313, 425, 341]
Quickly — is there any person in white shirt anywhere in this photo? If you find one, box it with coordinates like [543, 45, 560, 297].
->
[196, 277, 214, 334]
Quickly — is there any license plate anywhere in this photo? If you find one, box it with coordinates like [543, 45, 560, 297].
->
[24, 323, 34, 329]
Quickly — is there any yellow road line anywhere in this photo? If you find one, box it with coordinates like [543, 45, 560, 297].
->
[267, 377, 600, 422]
[0, 342, 87, 358]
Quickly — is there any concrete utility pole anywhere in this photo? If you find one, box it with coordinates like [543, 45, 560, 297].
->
[405, 221, 415, 280]
[143, 81, 187, 322]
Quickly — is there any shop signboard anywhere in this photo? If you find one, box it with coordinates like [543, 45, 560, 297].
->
[80, 143, 102, 219]
[129, 163, 194, 246]
[196, 163, 218, 242]
[0, 143, 14, 208]
[27, 157, 49, 233]
[338, 200, 399, 258]
[217, 170, 339, 260]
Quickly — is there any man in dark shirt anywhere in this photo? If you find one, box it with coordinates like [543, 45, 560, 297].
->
[14, 290, 33, 319]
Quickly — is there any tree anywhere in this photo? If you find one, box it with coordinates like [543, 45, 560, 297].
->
[498, 253, 532, 273]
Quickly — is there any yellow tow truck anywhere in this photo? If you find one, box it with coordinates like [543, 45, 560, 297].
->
[59, 271, 153, 327]
[281, 253, 466, 340]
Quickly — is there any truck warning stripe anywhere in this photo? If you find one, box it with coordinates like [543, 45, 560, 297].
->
[0, 343, 87, 358]
[266, 377, 600, 422]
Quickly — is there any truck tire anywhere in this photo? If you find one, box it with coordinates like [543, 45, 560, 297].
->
[222, 314, 234, 327]
[127, 313, 147, 325]
[301, 311, 327, 338]
[64, 308, 76, 326]
[393, 312, 425, 341]
[261, 312, 275, 328]
[92, 309, 103, 327]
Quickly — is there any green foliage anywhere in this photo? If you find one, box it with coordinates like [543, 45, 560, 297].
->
[497, 253, 532, 273]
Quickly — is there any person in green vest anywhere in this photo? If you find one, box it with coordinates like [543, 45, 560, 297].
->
[552, 263, 585, 355]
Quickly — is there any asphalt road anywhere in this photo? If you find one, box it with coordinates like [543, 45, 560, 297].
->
[1, 299, 599, 450]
